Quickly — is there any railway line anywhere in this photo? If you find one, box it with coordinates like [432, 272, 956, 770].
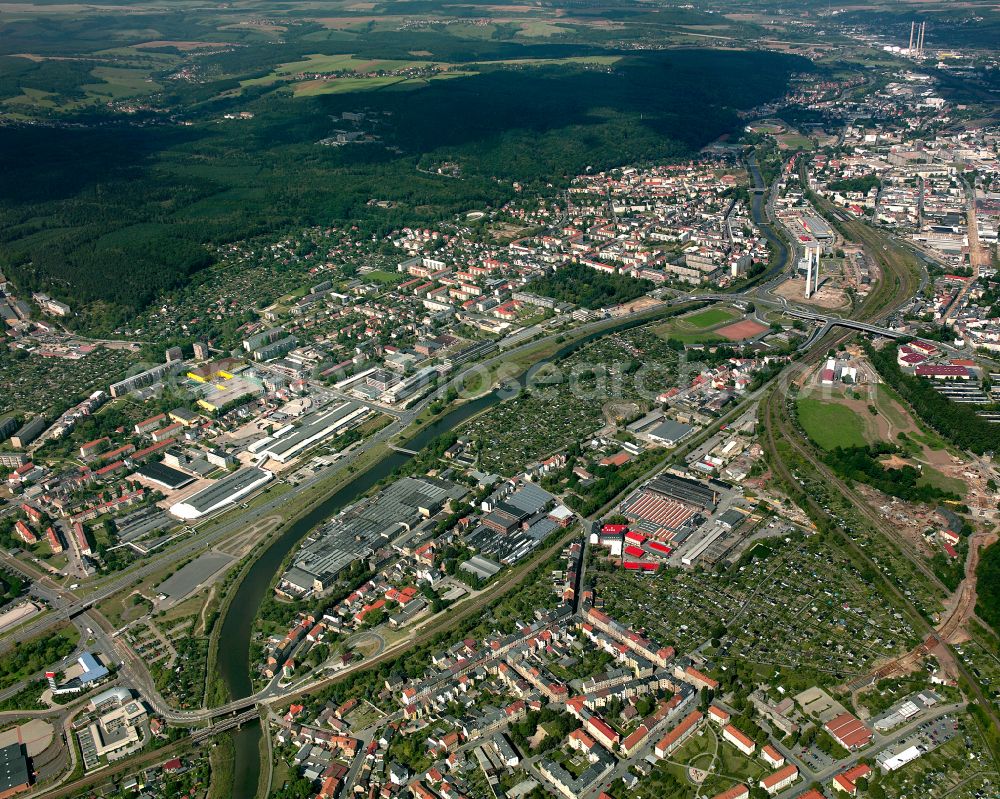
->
[758, 212, 1000, 746]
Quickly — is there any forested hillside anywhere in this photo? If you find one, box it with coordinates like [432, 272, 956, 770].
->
[0, 2, 809, 331]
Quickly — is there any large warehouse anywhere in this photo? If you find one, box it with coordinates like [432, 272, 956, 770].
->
[169, 466, 273, 520]
[254, 402, 369, 464]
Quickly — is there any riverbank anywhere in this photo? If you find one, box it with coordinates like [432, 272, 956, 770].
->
[213, 298, 720, 793]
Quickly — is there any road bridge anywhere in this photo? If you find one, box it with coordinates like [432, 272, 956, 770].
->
[191, 707, 261, 741]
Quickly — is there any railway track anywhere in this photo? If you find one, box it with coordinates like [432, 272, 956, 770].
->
[758, 215, 1000, 743]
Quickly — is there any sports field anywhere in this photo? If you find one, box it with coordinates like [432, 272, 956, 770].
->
[681, 306, 739, 329]
[654, 304, 744, 344]
[717, 319, 768, 341]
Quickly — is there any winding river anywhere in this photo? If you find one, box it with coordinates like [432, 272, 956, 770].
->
[218, 309, 693, 796]
[217, 145, 791, 797]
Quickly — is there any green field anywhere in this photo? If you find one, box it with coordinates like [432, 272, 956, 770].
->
[83, 66, 161, 99]
[796, 396, 868, 450]
[681, 306, 739, 329]
[777, 132, 815, 150]
[362, 269, 405, 284]
[652, 305, 741, 344]
[242, 53, 444, 89]
[657, 329, 724, 345]
[917, 464, 967, 498]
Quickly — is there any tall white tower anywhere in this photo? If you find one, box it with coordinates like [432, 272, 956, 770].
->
[804, 246, 819, 299]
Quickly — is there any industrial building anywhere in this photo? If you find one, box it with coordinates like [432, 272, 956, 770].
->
[135, 461, 196, 491]
[627, 413, 695, 447]
[254, 402, 369, 464]
[169, 466, 273, 519]
[278, 476, 465, 597]
[0, 743, 30, 798]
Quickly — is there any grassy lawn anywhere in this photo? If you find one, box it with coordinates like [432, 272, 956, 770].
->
[673, 729, 715, 762]
[777, 133, 814, 150]
[717, 741, 768, 782]
[363, 269, 406, 284]
[796, 396, 867, 450]
[875, 383, 913, 432]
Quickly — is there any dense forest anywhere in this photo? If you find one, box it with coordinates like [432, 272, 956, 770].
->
[527, 262, 654, 309]
[976, 542, 1000, 631]
[0, 46, 808, 332]
[869, 342, 1000, 455]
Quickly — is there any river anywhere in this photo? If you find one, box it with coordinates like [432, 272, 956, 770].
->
[747, 153, 791, 280]
[218, 308, 696, 796]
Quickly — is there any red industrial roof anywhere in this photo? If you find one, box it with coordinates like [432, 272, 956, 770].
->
[916, 364, 968, 377]
[825, 712, 872, 749]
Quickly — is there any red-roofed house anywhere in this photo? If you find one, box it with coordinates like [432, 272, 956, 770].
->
[584, 715, 620, 750]
[654, 711, 703, 758]
[45, 526, 63, 554]
[599, 451, 631, 468]
[710, 786, 749, 799]
[760, 764, 799, 795]
[14, 520, 37, 545]
[723, 724, 756, 756]
[760, 744, 785, 768]
[681, 665, 719, 691]
[833, 763, 872, 796]
[708, 705, 731, 725]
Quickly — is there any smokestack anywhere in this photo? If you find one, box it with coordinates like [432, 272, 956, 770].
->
[919, 22, 926, 56]
[909, 22, 915, 53]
